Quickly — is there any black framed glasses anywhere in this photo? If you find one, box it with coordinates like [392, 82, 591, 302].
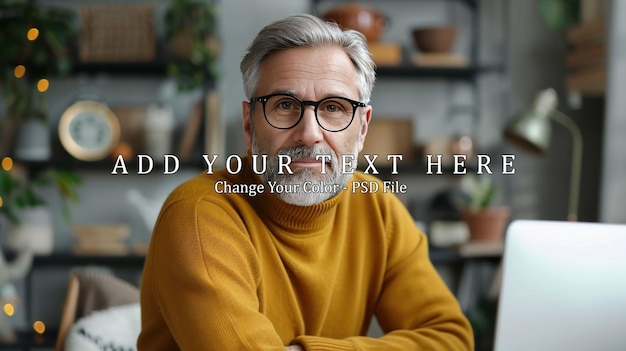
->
[250, 93, 366, 132]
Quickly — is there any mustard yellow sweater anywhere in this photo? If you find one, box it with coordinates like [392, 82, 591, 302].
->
[138, 157, 473, 350]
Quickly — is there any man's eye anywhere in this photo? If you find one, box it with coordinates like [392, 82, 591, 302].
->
[325, 104, 339, 112]
[279, 102, 293, 109]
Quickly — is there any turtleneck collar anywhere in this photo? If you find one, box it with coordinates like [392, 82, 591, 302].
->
[239, 156, 348, 234]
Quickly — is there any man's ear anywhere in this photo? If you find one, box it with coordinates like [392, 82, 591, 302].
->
[356, 106, 372, 153]
[242, 101, 253, 151]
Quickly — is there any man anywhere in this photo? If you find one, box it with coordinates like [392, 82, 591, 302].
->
[138, 14, 473, 351]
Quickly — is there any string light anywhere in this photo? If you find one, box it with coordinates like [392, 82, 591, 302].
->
[37, 79, 49, 92]
[33, 321, 46, 334]
[27, 27, 39, 41]
[1, 157, 12, 171]
[13, 65, 26, 78]
[2, 304, 14, 317]
[0, 156, 9, 204]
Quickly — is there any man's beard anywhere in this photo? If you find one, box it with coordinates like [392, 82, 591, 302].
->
[251, 137, 357, 206]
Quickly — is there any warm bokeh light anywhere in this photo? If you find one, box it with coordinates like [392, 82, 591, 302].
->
[33, 321, 46, 334]
[27, 27, 39, 41]
[13, 65, 26, 78]
[1, 157, 13, 171]
[2, 156, 13, 172]
[111, 142, 133, 161]
[3, 304, 14, 317]
[37, 79, 49, 92]
[0, 196, 3, 209]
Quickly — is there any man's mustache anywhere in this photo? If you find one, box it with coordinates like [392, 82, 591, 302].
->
[275, 146, 337, 163]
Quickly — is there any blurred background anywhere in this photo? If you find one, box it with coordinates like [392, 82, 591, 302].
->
[0, 0, 624, 350]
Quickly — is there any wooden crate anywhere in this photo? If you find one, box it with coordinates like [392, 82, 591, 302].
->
[80, 4, 156, 62]
[360, 118, 415, 166]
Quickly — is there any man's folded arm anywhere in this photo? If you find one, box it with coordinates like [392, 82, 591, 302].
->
[150, 200, 288, 350]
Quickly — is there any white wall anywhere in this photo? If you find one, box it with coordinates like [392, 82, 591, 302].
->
[600, 0, 626, 223]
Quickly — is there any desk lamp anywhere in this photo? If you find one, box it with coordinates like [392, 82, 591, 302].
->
[504, 88, 582, 221]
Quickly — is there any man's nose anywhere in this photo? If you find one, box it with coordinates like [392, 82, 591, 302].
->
[293, 107, 323, 146]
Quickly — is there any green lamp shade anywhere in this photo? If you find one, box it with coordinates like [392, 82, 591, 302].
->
[504, 88, 558, 154]
[504, 111, 551, 154]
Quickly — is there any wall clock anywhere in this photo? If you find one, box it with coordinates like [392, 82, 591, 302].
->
[58, 100, 121, 161]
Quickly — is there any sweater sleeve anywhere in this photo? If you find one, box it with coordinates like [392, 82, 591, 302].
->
[147, 197, 287, 350]
[293, 195, 474, 350]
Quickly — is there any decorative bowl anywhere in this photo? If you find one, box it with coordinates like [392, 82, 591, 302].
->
[412, 26, 457, 53]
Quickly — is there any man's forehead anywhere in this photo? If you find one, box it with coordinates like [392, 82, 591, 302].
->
[256, 47, 359, 98]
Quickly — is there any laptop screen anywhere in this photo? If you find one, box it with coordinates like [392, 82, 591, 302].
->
[494, 220, 626, 351]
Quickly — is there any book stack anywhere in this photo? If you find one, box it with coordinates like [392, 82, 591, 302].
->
[565, 19, 606, 96]
[72, 223, 131, 255]
[368, 42, 403, 66]
[411, 53, 467, 68]
[564, 0, 607, 95]
[456, 241, 504, 258]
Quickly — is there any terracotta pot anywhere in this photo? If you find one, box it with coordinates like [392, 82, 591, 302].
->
[321, 3, 386, 42]
[462, 207, 511, 243]
[412, 26, 457, 53]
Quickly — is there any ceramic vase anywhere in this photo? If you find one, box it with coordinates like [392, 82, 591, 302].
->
[13, 119, 51, 161]
[5, 207, 54, 255]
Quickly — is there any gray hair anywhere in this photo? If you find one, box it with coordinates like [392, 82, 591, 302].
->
[240, 14, 376, 103]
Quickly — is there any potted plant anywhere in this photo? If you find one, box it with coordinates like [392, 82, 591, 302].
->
[164, 0, 219, 91]
[0, 160, 81, 254]
[536, 0, 580, 30]
[0, 1, 75, 159]
[455, 175, 510, 243]
[0, 161, 82, 253]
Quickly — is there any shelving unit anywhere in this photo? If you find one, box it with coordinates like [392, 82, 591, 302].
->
[2, 0, 221, 168]
[312, 0, 508, 150]
[1, 2, 221, 346]
[309, 0, 510, 221]
[30, 58, 214, 167]
[71, 61, 169, 76]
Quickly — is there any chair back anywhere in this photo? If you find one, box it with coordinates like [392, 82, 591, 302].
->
[55, 269, 140, 351]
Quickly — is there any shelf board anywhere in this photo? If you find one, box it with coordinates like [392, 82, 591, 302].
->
[13, 247, 492, 268]
[376, 65, 475, 79]
[314, 0, 477, 8]
[30, 251, 146, 268]
[375, 64, 503, 79]
[19, 248, 470, 268]
[71, 60, 168, 76]
[0, 330, 56, 349]
[68, 61, 502, 82]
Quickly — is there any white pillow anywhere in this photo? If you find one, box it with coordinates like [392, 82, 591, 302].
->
[65, 303, 140, 351]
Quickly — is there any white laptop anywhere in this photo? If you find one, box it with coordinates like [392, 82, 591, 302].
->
[494, 220, 626, 351]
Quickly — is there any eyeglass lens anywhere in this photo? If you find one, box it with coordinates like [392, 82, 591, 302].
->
[263, 95, 355, 131]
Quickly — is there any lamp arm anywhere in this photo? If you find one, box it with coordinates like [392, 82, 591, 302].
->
[551, 110, 583, 221]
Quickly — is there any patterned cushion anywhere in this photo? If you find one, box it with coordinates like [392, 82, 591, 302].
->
[65, 303, 140, 351]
